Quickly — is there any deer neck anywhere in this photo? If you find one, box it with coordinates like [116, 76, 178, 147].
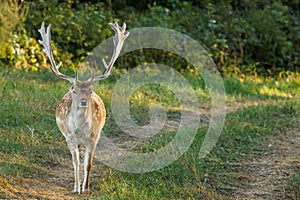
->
[71, 103, 92, 129]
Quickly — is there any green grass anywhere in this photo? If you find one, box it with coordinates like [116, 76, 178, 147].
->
[0, 68, 299, 199]
[289, 173, 300, 199]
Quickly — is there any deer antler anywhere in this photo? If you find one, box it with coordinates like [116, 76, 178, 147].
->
[39, 21, 129, 83]
[93, 22, 130, 81]
[38, 21, 75, 83]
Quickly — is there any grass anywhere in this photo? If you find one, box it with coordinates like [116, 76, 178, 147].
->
[289, 173, 300, 199]
[0, 68, 300, 199]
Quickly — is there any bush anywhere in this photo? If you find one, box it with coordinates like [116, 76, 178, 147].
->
[118, 0, 300, 76]
[0, 0, 53, 71]
[0, 0, 299, 76]
[3, 29, 47, 71]
[183, 0, 300, 76]
[0, 0, 27, 61]
[25, 0, 114, 63]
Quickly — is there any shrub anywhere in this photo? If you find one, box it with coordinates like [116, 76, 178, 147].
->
[1, 0, 300, 76]
[0, 0, 27, 60]
[25, 0, 114, 63]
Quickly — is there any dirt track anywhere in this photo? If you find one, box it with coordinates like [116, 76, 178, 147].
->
[230, 129, 300, 199]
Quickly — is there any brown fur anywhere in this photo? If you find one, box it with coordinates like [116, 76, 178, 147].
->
[55, 82, 106, 193]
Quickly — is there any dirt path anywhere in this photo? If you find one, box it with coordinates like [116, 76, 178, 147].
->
[230, 129, 300, 199]
[1, 161, 81, 199]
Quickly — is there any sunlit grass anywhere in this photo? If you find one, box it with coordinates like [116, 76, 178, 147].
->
[0, 68, 299, 199]
[289, 173, 300, 199]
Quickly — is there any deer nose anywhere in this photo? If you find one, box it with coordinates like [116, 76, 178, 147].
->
[80, 98, 87, 107]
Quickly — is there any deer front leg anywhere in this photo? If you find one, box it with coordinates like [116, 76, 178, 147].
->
[82, 145, 96, 193]
[70, 147, 80, 193]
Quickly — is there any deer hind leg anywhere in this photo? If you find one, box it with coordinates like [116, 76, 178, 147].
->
[70, 147, 80, 193]
[82, 144, 96, 193]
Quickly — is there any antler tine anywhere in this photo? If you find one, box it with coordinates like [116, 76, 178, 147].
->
[94, 22, 130, 81]
[38, 21, 75, 83]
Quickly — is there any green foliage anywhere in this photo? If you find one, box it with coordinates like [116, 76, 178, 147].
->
[0, 0, 300, 76]
[25, 0, 114, 64]
[189, 1, 300, 76]
[120, 0, 300, 76]
[0, 1, 56, 71]
[0, 0, 27, 46]
[1, 28, 51, 71]
[0, 0, 27, 60]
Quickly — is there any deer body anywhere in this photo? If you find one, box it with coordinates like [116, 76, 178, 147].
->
[38, 21, 129, 193]
[56, 82, 106, 192]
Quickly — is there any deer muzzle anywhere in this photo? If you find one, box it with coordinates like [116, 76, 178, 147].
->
[79, 98, 88, 107]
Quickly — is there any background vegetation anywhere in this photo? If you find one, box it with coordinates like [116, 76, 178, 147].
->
[0, 0, 299, 76]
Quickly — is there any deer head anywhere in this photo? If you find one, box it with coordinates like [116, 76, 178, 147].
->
[38, 21, 129, 111]
[69, 71, 94, 109]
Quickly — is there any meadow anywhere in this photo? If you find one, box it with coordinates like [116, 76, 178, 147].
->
[0, 68, 299, 199]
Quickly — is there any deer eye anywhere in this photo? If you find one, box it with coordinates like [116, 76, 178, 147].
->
[69, 86, 77, 94]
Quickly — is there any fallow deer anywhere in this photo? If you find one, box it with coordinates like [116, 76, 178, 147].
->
[38, 21, 129, 193]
